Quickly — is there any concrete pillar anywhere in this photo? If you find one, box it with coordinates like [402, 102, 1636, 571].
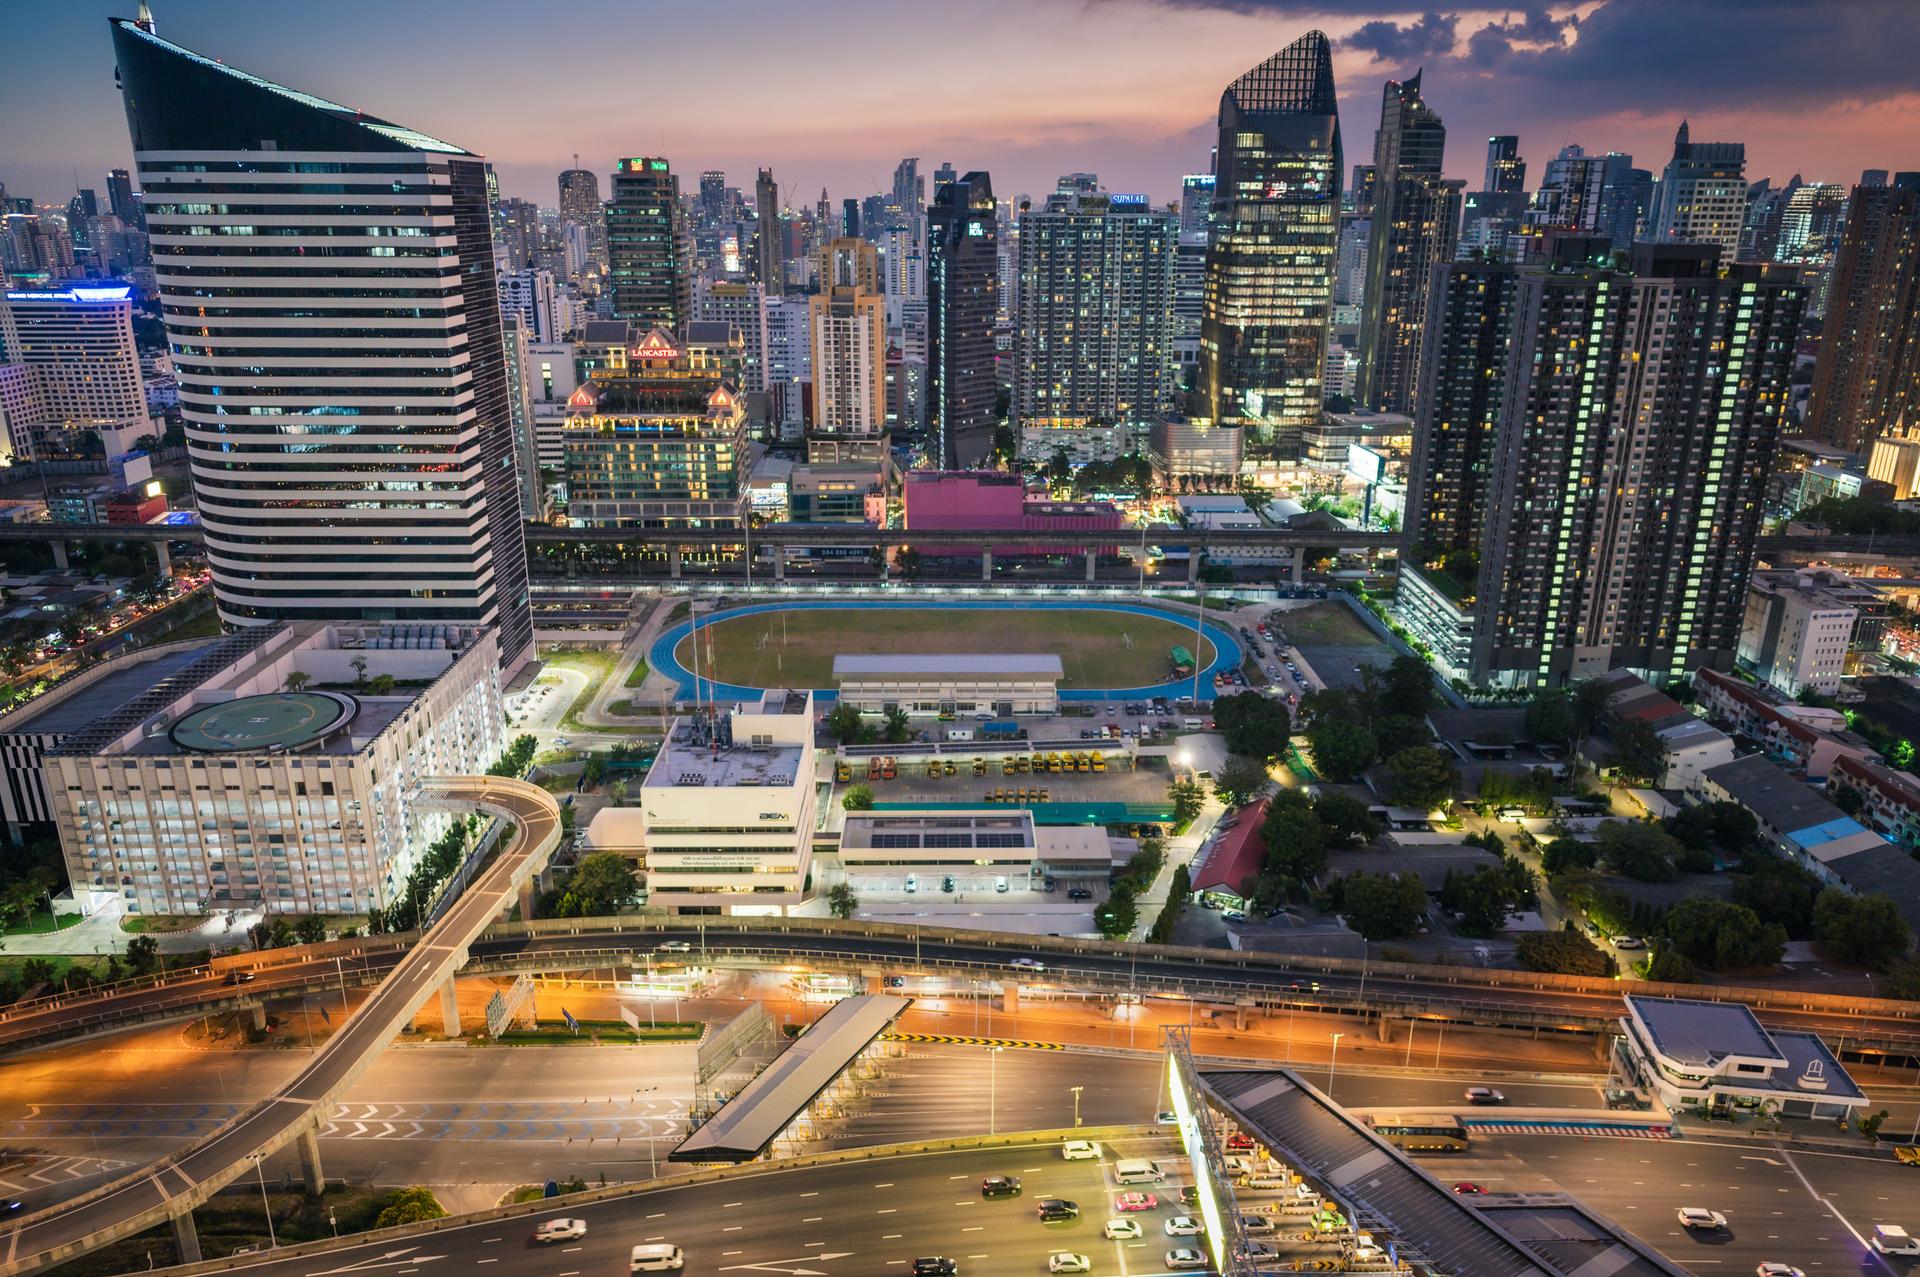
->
[1234, 1004, 1249, 1032]
[439, 977, 461, 1037]
[669, 547, 683, 580]
[773, 553, 785, 581]
[864, 973, 885, 994]
[171, 1212, 202, 1264]
[155, 539, 173, 578]
[298, 1123, 325, 1196]
[51, 541, 69, 572]
[1001, 984, 1019, 1015]
[1085, 551, 1097, 583]
[1187, 552, 1200, 585]
[518, 878, 536, 921]
[1291, 553, 1304, 585]
[981, 549, 993, 582]
[1376, 1012, 1401, 1044]
[246, 1001, 267, 1032]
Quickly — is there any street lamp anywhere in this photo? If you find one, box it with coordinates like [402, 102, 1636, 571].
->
[1327, 1032, 1345, 1104]
[987, 1045, 1004, 1136]
[1071, 1084, 1084, 1128]
[249, 1152, 277, 1249]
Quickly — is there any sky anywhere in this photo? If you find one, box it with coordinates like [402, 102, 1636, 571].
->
[3, 0, 1917, 213]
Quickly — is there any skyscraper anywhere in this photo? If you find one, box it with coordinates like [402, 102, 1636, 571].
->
[1198, 31, 1343, 456]
[557, 160, 606, 270]
[110, 17, 532, 669]
[1805, 173, 1920, 452]
[808, 237, 888, 459]
[1528, 145, 1608, 233]
[1399, 241, 1803, 688]
[1484, 136, 1525, 197]
[755, 168, 784, 292]
[926, 171, 999, 467]
[1647, 121, 1748, 258]
[1355, 70, 1462, 414]
[891, 158, 923, 223]
[1595, 154, 1652, 249]
[608, 157, 690, 331]
[700, 170, 727, 219]
[0, 281, 147, 451]
[105, 167, 140, 229]
[494, 197, 540, 272]
[1014, 187, 1174, 429]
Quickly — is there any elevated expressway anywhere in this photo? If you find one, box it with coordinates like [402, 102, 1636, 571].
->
[0, 777, 562, 1276]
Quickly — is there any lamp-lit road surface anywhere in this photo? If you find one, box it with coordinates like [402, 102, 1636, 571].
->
[0, 777, 561, 1275]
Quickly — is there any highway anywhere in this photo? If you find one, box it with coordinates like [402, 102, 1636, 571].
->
[0, 777, 563, 1276]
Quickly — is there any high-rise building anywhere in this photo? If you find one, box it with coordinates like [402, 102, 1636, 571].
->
[1179, 174, 1217, 237]
[763, 294, 812, 442]
[1647, 121, 1748, 258]
[1355, 71, 1462, 414]
[891, 158, 923, 223]
[1485, 136, 1525, 196]
[556, 160, 606, 270]
[926, 171, 999, 467]
[1777, 182, 1848, 262]
[808, 238, 888, 457]
[608, 157, 690, 330]
[755, 168, 784, 292]
[694, 279, 768, 396]
[111, 18, 533, 670]
[494, 197, 540, 272]
[499, 268, 559, 343]
[1014, 187, 1174, 429]
[1595, 155, 1651, 249]
[1805, 173, 1920, 452]
[1528, 145, 1608, 234]
[0, 281, 147, 433]
[1398, 241, 1803, 688]
[105, 168, 139, 229]
[700, 170, 726, 219]
[1197, 31, 1343, 456]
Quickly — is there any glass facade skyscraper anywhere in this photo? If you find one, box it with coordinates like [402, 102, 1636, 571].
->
[608, 157, 691, 330]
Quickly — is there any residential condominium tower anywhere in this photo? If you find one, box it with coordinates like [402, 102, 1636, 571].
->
[608, 157, 691, 330]
[1198, 31, 1343, 457]
[109, 18, 533, 671]
[809, 238, 888, 457]
[926, 170, 1000, 467]
[1805, 173, 1920, 452]
[1647, 121, 1748, 259]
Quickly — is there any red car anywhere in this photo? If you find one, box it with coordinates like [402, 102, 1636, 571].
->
[1225, 1134, 1255, 1152]
[1115, 1192, 1159, 1212]
[1453, 1182, 1486, 1195]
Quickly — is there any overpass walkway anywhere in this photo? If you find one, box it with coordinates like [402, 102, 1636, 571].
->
[0, 776, 562, 1276]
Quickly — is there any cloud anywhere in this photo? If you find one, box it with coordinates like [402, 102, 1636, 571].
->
[1343, 10, 1458, 63]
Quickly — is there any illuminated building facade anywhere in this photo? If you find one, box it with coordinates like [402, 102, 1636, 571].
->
[927, 171, 999, 468]
[1805, 173, 1920, 453]
[609, 157, 691, 330]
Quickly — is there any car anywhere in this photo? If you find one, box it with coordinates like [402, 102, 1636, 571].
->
[1105, 1218, 1144, 1240]
[1038, 1198, 1081, 1222]
[1241, 1215, 1276, 1235]
[1116, 1192, 1158, 1212]
[553, 737, 571, 747]
[1013, 957, 1048, 973]
[905, 874, 918, 893]
[224, 970, 257, 985]
[981, 1175, 1022, 1199]
[656, 940, 693, 954]
[1614, 936, 1647, 950]
[1453, 1182, 1486, 1195]
[1678, 1208, 1728, 1231]
[1755, 1266, 1805, 1277]
[1164, 1247, 1207, 1269]
[1164, 1216, 1204, 1236]
[1068, 888, 1093, 901]
[1048, 1254, 1091, 1274]
[994, 876, 1010, 893]
[1235, 1241, 1279, 1261]
[533, 1218, 587, 1244]
[1899, 1146, 1920, 1166]
[1286, 980, 1320, 992]
[941, 875, 957, 892]
[1464, 1087, 1505, 1105]
[1874, 1226, 1920, 1256]
[1062, 1139, 1100, 1160]
[1222, 908, 1247, 923]
[1156, 1111, 1178, 1125]
[1180, 1185, 1202, 1207]
[912, 1259, 959, 1276]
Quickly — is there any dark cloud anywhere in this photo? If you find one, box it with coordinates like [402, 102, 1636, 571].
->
[1343, 10, 1458, 63]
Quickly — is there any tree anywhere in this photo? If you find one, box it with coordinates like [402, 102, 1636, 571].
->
[882, 706, 910, 745]
[1540, 837, 1597, 876]
[350, 655, 369, 690]
[825, 703, 867, 744]
[374, 1187, 447, 1229]
[125, 934, 161, 976]
[1812, 889, 1913, 969]
[1262, 799, 1328, 885]
[1094, 885, 1138, 939]
[841, 784, 874, 812]
[553, 852, 639, 917]
[283, 670, 312, 693]
[1304, 718, 1377, 781]
[1382, 747, 1460, 811]
[826, 882, 859, 919]
[19, 957, 56, 988]
[1570, 677, 1613, 741]
[1605, 717, 1667, 785]
[1212, 692, 1292, 761]
[1148, 865, 1190, 945]
[1663, 897, 1786, 970]
[1313, 790, 1381, 847]
[294, 915, 328, 945]
[368, 673, 397, 696]
[895, 547, 923, 581]
[1338, 871, 1428, 940]
[1441, 864, 1524, 937]
[1730, 858, 1823, 938]
[1515, 930, 1612, 976]
[1664, 802, 1759, 858]
[1644, 946, 1698, 983]
[1594, 820, 1682, 883]
[1169, 778, 1205, 826]
[1524, 688, 1578, 751]
[1377, 655, 1436, 718]
[1212, 755, 1271, 807]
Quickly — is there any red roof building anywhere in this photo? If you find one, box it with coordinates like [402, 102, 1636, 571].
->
[1191, 798, 1270, 899]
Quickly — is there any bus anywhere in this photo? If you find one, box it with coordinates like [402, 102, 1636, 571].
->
[1171, 645, 1196, 677]
[1365, 1114, 1469, 1152]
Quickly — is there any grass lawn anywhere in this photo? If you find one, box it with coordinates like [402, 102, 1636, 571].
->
[676, 607, 1213, 690]
[540, 647, 618, 733]
[120, 914, 213, 934]
[53, 1184, 409, 1276]
[1, 908, 83, 937]
[494, 1019, 700, 1045]
[623, 656, 651, 687]
[1277, 600, 1380, 648]
[150, 608, 224, 644]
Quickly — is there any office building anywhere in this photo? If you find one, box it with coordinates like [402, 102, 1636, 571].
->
[105, 168, 140, 229]
[1014, 187, 1174, 430]
[1356, 71, 1462, 414]
[1738, 568, 1870, 697]
[891, 157, 924, 223]
[494, 197, 539, 272]
[755, 168, 785, 292]
[562, 326, 747, 529]
[1805, 173, 1920, 452]
[1179, 174, 1216, 237]
[694, 279, 768, 396]
[498, 268, 559, 342]
[1198, 31, 1343, 456]
[556, 160, 606, 270]
[1595, 156, 1652, 250]
[36, 621, 504, 917]
[1777, 182, 1848, 262]
[1528, 145, 1608, 234]
[1617, 994, 1865, 1121]
[1398, 242, 1804, 688]
[0, 281, 148, 438]
[763, 294, 812, 442]
[1646, 121, 1748, 258]
[608, 157, 691, 330]
[926, 171, 999, 467]
[809, 238, 888, 458]
[1484, 136, 1525, 199]
[111, 19, 533, 670]
[833, 655, 1063, 717]
[1868, 422, 1920, 499]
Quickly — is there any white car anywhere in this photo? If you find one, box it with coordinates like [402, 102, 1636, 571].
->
[1874, 1225, 1920, 1256]
[1105, 1219, 1143, 1240]
[533, 1218, 587, 1244]
[1062, 1139, 1101, 1161]
[1755, 1266, 1806, 1277]
[656, 940, 693, 953]
[1012, 957, 1048, 972]
[1048, 1254, 1091, 1274]
[1678, 1208, 1728, 1231]
[1464, 1087, 1505, 1105]
[1241, 1215, 1276, 1235]
[1164, 1215, 1204, 1236]
[1165, 1249, 1207, 1270]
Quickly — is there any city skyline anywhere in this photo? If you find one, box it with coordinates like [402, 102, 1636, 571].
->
[3, 0, 1917, 212]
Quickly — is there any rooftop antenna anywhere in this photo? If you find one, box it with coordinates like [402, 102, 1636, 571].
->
[135, 0, 156, 33]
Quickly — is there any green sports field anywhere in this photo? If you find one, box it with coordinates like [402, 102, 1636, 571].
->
[675, 608, 1214, 690]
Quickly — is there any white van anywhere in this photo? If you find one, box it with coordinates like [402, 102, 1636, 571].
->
[1182, 717, 1204, 729]
[1114, 1158, 1165, 1184]
[630, 1243, 685, 1271]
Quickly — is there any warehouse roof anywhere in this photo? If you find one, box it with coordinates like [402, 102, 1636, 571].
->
[832, 654, 1065, 679]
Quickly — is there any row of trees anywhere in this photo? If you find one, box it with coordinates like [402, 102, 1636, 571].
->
[1094, 834, 1167, 940]
[488, 733, 539, 778]
[825, 703, 912, 745]
[536, 851, 641, 919]
[1289, 657, 1463, 810]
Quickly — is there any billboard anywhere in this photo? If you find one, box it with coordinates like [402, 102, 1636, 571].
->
[1167, 1054, 1229, 1273]
[1346, 442, 1385, 487]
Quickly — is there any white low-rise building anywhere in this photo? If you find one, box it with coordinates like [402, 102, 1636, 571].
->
[1616, 994, 1866, 1121]
[832, 654, 1062, 717]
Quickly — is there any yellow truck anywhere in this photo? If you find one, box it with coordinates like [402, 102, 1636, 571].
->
[834, 761, 851, 783]
[1091, 752, 1106, 772]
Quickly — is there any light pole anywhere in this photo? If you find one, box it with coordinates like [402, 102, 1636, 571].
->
[987, 1045, 1003, 1136]
[333, 956, 347, 1018]
[250, 1153, 277, 1249]
[1327, 1032, 1345, 1104]
[1071, 1084, 1084, 1128]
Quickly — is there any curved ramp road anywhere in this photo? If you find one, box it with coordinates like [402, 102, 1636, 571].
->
[0, 777, 562, 1276]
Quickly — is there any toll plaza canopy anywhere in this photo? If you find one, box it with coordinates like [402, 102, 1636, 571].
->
[671, 993, 911, 1163]
[1195, 1069, 1681, 1277]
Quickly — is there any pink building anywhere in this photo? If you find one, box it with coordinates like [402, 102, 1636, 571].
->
[902, 471, 1122, 554]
